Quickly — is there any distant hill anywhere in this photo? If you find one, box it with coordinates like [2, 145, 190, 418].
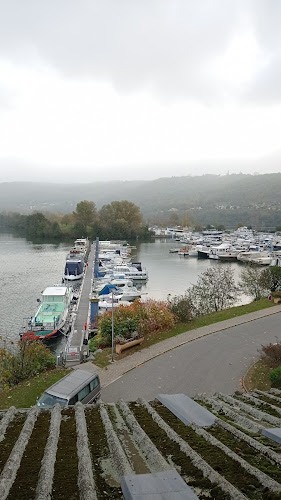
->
[1, 173, 281, 228]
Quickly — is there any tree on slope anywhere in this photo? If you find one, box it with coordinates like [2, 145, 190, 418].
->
[260, 266, 281, 293]
[239, 263, 268, 301]
[188, 266, 239, 316]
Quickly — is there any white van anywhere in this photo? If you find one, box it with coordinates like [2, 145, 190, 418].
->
[37, 369, 100, 408]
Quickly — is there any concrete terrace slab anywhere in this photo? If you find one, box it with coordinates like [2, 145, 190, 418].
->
[262, 427, 281, 445]
[157, 393, 216, 427]
[121, 470, 199, 499]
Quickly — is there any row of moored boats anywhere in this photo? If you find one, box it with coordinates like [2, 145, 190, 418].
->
[169, 227, 281, 266]
[20, 238, 90, 342]
[93, 241, 148, 310]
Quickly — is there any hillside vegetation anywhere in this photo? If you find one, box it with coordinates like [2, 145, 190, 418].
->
[1, 173, 281, 228]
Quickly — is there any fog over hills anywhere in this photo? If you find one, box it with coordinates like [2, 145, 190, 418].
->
[1, 173, 281, 229]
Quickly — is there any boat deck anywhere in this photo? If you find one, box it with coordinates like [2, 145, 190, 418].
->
[35, 302, 64, 324]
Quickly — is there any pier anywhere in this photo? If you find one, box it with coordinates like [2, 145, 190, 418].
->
[64, 244, 94, 367]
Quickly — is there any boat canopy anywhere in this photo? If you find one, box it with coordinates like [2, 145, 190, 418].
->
[42, 287, 68, 296]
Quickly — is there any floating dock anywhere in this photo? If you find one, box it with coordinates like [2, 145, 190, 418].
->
[64, 244, 94, 366]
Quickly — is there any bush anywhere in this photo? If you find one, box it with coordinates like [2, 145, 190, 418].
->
[270, 366, 281, 388]
[89, 336, 101, 352]
[0, 340, 56, 389]
[97, 299, 176, 347]
[260, 341, 281, 368]
[169, 294, 193, 322]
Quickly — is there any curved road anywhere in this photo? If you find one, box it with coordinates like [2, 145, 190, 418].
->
[102, 312, 281, 402]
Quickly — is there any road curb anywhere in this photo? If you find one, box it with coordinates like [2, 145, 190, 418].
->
[102, 306, 281, 388]
[241, 362, 254, 392]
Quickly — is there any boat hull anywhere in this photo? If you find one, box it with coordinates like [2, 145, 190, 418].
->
[21, 328, 62, 341]
[197, 250, 209, 259]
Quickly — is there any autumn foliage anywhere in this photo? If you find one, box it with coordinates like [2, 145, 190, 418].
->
[97, 299, 176, 347]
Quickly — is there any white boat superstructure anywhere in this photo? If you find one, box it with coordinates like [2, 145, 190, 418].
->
[208, 243, 232, 260]
[113, 265, 148, 280]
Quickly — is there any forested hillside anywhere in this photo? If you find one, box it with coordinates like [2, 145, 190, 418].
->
[1, 173, 281, 229]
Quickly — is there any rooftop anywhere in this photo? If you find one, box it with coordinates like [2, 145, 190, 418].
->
[1, 390, 281, 499]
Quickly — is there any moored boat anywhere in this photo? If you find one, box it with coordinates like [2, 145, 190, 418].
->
[20, 285, 73, 341]
[64, 258, 85, 281]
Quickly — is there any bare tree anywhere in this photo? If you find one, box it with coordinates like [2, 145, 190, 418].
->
[188, 266, 240, 316]
[239, 263, 268, 301]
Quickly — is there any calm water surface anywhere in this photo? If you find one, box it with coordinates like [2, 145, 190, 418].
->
[134, 238, 248, 303]
[0, 234, 248, 347]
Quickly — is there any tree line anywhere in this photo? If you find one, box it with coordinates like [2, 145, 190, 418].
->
[0, 200, 151, 241]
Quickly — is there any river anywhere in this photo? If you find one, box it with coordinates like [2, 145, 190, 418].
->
[0, 233, 249, 351]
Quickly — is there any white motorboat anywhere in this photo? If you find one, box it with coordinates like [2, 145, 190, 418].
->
[208, 243, 232, 260]
[116, 285, 141, 301]
[113, 264, 148, 280]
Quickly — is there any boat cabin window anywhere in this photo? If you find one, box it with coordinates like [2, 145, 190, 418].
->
[37, 392, 68, 408]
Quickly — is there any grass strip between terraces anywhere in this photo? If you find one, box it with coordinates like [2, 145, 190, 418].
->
[0, 368, 70, 410]
[93, 298, 276, 368]
[129, 402, 230, 500]
[85, 406, 122, 498]
[208, 424, 281, 483]
[152, 402, 281, 500]
[7, 411, 51, 500]
[52, 408, 79, 500]
[0, 413, 27, 475]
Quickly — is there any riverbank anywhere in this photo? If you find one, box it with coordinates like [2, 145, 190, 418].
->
[1, 300, 280, 409]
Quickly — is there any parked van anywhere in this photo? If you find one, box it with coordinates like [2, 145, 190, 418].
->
[37, 369, 100, 408]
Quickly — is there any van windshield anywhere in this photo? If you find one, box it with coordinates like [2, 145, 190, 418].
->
[37, 392, 68, 408]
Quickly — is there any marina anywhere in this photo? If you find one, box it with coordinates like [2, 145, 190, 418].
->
[2, 228, 281, 363]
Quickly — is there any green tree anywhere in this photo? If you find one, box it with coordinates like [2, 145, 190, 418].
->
[260, 266, 281, 293]
[25, 212, 50, 237]
[239, 263, 267, 301]
[73, 200, 97, 233]
[188, 266, 239, 315]
[99, 200, 144, 238]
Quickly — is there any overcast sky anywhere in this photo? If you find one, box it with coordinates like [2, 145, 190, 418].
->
[0, 0, 281, 183]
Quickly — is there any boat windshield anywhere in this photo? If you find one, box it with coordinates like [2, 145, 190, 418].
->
[37, 392, 68, 408]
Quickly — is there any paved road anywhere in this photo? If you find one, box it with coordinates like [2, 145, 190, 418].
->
[102, 312, 281, 402]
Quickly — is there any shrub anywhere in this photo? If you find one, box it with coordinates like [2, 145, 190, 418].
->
[270, 366, 281, 388]
[97, 299, 176, 347]
[89, 336, 100, 352]
[260, 341, 281, 368]
[0, 340, 55, 389]
[169, 294, 193, 322]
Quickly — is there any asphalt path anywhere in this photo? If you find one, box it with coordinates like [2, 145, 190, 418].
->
[102, 312, 281, 402]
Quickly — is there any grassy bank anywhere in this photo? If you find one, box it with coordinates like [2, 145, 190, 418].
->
[243, 360, 272, 392]
[93, 298, 276, 368]
[0, 368, 70, 410]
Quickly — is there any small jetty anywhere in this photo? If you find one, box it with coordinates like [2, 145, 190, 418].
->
[63, 245, 94, 367]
